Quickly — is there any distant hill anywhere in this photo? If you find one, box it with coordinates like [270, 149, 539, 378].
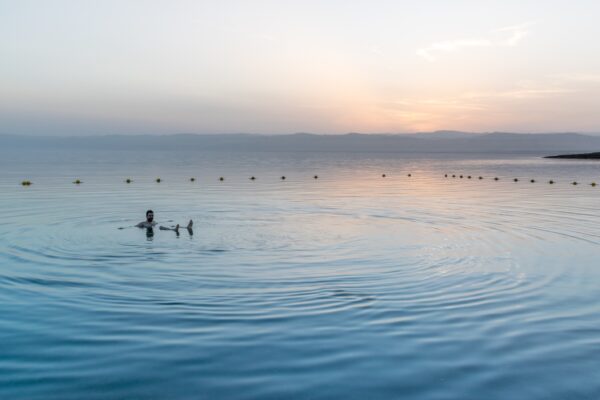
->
[545, 152, 600, 159]
[1, 131, 600, 153]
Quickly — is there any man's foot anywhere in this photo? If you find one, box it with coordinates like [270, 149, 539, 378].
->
[187, 220, 193, 229]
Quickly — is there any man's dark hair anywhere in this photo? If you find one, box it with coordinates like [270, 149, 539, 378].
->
[146, 209, 154, 217]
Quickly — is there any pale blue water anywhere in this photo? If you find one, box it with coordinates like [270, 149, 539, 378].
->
[0, 150, 599, 399]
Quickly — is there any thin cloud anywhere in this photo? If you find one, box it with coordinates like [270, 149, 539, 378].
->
[495, 23, 531, 46]
[417, 39, 492, 61]
[418, 22, 534, 61]
[551, 73, 600, 83]
[463, 87, 573, 100]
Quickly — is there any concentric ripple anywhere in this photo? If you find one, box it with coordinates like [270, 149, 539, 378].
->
[0, 150, 599, 400]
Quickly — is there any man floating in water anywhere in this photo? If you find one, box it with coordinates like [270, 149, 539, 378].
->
[135, 209, 193, 235]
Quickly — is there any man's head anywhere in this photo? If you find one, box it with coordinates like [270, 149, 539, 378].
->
[146, 209, 154, 222]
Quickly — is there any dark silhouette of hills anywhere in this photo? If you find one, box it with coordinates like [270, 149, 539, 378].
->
[545, 152, 600, 159]
[1, 131, 600, 153]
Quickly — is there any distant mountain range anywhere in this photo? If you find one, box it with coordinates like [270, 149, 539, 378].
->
[2, 131, 600, 154]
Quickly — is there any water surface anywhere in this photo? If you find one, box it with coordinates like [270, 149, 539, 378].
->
[0, 151, 599, 399]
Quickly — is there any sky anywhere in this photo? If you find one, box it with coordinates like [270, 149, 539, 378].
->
[2, 0, 600, 135]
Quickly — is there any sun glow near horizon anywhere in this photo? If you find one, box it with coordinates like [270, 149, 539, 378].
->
[2, 0, 600, 135]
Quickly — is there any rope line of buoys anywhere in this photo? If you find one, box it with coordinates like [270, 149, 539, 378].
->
[17, 175, 600, 188]
[443, 174, 600, 187]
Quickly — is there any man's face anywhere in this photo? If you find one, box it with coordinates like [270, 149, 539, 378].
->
[147, 212, 154, 222]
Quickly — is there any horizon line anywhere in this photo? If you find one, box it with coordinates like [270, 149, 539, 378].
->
[2, 131, 600, 138]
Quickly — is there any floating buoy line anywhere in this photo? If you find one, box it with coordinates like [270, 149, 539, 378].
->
[18, 174, 599, 188]
[443, 174, 598, 187]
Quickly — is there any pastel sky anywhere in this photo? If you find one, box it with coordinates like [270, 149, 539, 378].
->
[2, 0, 600, 135]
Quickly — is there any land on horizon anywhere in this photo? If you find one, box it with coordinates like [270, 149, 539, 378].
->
[3, 131, 600, 154]
[545, 152, 600, 159]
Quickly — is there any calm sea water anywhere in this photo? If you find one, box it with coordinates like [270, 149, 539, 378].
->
[0, 150, 599, 400]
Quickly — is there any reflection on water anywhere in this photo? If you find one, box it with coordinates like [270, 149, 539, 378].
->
[0, 150, 599, 400]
